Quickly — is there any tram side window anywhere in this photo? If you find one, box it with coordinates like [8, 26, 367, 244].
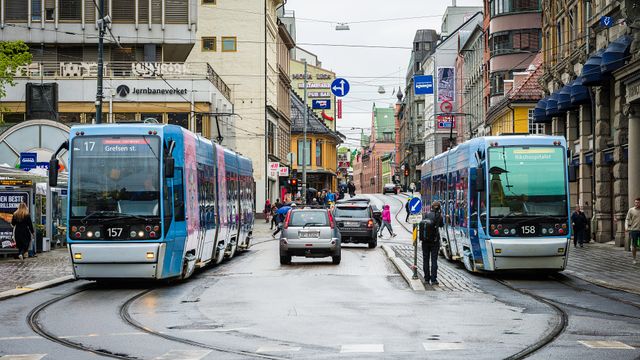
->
[163, 178, 173, 232]
[173, 168, 186, 221]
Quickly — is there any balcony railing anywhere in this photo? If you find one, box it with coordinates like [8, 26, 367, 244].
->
[13, 61, 231, 101]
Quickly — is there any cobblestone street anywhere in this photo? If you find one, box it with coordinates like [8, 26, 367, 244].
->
[0, 248, 72, 293]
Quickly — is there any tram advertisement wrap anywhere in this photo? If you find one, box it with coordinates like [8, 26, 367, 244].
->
[0, 191, 29, 242]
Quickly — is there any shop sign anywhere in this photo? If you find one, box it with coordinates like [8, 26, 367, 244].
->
[298, 83, 331, 89]
[268, 162, 279, 178]
[278, 166, 289, 177]
[19, 152, 37, 170]
[0, 191, 29, 240]
[312, 100, 331, 109]
[115, 84, 188, 98]
[308, 91, 331, 98]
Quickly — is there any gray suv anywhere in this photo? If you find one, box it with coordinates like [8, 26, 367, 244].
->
[334, 203, 378, 248]
[279, 208, 341, 265]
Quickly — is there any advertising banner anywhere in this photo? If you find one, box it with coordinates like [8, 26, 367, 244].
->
[0, 191, 29, 241]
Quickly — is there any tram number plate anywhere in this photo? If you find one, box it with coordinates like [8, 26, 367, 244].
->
[299, 231, 320, 238]
[107, 227, 124, 238]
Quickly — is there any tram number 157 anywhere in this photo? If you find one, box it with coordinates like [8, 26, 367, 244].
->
[521, 226, 536, 235]
[107, 228, 123, 238]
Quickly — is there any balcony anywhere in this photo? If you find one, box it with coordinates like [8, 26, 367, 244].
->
[13, 61, 231, 100]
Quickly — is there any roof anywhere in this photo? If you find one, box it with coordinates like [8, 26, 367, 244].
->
[508, 53, 544, 101]
[289, 90, 342, 143]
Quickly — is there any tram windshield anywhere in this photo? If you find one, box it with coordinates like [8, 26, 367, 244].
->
[487, 146, 567, 220]
[69, 135, 161, 218]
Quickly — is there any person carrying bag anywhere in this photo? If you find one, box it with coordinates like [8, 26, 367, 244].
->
[419, 201, 444, 285]
[11, 202, 34, 261]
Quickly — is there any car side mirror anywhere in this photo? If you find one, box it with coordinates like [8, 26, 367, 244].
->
[49, 159, 59, 187]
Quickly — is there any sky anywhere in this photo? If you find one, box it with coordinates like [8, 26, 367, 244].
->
[285, 0, 483, 149]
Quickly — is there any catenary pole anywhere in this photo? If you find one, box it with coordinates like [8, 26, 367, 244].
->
[303, 60, 308, 204]
[95, 0, 105, 124]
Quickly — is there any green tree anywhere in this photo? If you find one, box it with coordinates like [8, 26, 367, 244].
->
[0, 41, 32, 100]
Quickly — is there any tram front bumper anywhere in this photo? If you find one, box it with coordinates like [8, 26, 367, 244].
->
[70, 243, 165, 279]
[486, 237, 569, 270]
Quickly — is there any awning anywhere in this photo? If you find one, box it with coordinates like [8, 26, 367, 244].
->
[556, 83, 573, 111]
[533, 97, 551, 123]
[570, 77, 590, 106]
[581, 49, 605, 86]
[601, 35, 632, 74]
[545, 92, 562, 117]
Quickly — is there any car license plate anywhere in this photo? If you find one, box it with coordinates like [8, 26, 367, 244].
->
[345, 222, 359, 227]
[299, 231, 320, 238]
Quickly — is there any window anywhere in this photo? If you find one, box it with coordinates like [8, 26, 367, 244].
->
[490, 0, 540, 17]
[202, 37, 216, 52]
[5, 0, 28, 21]
[141, 113, 162, 123]
[31, 0, 42, 21]
[383, 132, 393, 142]
[59, 0, 82, 21]
[424, 42, 431, 51]
[58, 113, 81, 123]
[173, 168, 185, 221]
[168, 113, 189, 129]
[490, 71, 509, 96]
[267, 121, 275, 156]
[2, 113, 24, 123]
[222, 37, 237, 52]
[112, 0, 135, 22]
[165, 0, 188, 24]
[45, 0, 55, 21]
[113, 113, 136, 123]
[528, 109, 545, 134]
[297, 139, 311, 166]
[557, 21, 564, 59]
[138, 0, 149, 23]
[315, 140, 322, 166]
[202, 0, 216, 3]
[490, 29, 540, 55]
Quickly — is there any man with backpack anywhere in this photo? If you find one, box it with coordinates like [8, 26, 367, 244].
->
[419, 201, 444, 285]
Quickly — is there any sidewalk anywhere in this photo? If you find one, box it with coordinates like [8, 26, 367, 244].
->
[387, 240, 640, 294]
[0, 247, 73, 297]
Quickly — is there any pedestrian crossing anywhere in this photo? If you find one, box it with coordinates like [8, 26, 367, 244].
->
[1, 340, 635, 359]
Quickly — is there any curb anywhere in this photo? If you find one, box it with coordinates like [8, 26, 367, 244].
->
[381, 244, 425, 291]
[563, 269, 640, 296]
[0, 275, 76, 301]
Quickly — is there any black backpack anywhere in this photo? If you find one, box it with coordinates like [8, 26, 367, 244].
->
[419, 213, 440, 243]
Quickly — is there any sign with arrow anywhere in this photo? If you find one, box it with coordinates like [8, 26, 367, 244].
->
[331, 78, 350, 97]
[409, 197, 422, 214]
[600, 16, 613, 28]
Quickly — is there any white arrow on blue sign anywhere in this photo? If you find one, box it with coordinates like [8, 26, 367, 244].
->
[331, 78, 350, 97]
[600, 16, 613, 28]
[409, 197, 422, 214]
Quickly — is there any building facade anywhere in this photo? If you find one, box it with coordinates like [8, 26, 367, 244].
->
[188, 0, 284, 207]
[359, 106, 396, 194]
[0, 0, 233, 168]
[400, 29, 439, 188]
[536, 0, 639, 246]
[290, 59, 337, 131]
[456, 23, 486, 143]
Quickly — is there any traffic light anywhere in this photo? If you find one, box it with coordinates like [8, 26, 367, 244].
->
[290, 178, 298, 193]
[404, 168, 409, 177]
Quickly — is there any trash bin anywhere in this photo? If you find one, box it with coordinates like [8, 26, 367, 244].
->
[42, 237, 50, 252]
[36, 231, 43, 252]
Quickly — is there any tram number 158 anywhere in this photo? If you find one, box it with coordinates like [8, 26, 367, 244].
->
[107, 228, 123, 238]
[521, 226, 536, 235]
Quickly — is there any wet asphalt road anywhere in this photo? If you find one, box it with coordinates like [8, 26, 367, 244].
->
[0, 194, 639, 359]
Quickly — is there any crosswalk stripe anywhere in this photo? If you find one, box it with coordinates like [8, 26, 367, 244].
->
[154, 350, 212, 360]
[578, 340, 635, 349]
[423, 342, 465, 351]
[0, 355, 46, 360]
[340, 344, 384, 353]
[256, 345, 301, 353]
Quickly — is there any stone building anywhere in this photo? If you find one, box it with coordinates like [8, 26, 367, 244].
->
[535, 0, 639, 246]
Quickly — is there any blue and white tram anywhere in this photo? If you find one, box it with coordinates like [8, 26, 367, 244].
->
[420, 135, 571, 272]
[49, 124, 254, 280]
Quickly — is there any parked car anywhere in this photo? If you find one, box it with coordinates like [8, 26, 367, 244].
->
[278, 208, 341, 265]
[333, 202, 378, 248]
[383, 183, 397, 194]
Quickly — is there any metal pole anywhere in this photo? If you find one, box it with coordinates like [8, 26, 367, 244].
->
[95, 0, 105, 124]
[412, 223, 418, 279]
[303, 60, 308, 204]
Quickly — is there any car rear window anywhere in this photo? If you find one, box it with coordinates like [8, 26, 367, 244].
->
[289, 211, 329, 227]
[334, 207, 370, 218]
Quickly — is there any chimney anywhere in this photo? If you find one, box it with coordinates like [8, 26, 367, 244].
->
[452, 0, 456, 6]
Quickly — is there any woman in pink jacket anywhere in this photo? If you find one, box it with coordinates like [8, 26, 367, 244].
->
[379, 204, 397, 238]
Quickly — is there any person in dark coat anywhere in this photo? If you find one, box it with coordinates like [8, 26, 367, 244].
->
[11, 202, 34, 261]
[419, 201, 444, 285]
[571, 204, 589, 248]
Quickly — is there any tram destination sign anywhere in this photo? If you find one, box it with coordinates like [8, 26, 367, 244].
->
[73, 136, 160, 158]
[0, 180, 33, 186]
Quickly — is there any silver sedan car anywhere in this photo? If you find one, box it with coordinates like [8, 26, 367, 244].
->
[279, 208, 341, 265]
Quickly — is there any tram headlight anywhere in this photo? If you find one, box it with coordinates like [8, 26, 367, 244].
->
[130, 231, 137, 238]
[94, 231, 101, 238]
[510, 228, 516, 235]
[138, 231, 145, 238]
[542, 228, 547, 234]
[87, 231, 93, 238]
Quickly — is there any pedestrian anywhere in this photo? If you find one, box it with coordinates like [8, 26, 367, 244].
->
[263, 199, 271, 223]
[270, 204, 278, 230]
[419, 201, 444, 285]
[275, 198, 282, 209]
[273, 204, 295, 238]
[571, 205, 588, 248]
[625, 197, 640, 264]
[11, 202, 34, 261]
[378, 204, 397, 238]
[326, 191, 335, 206]
[409, 182, 416, 194]
[405, 198, 411, 222]
[348, 181, 356, 197]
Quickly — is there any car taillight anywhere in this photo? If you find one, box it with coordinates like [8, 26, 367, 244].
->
[328, 212, 335, 229]
[283, 212, 291, 229]
[367, 219, 374, 228]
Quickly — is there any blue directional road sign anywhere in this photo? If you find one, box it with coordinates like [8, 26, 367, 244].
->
[331, 78, 350, 97]
[409, 197, 422, 214]
[600, 16, 613, 28]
